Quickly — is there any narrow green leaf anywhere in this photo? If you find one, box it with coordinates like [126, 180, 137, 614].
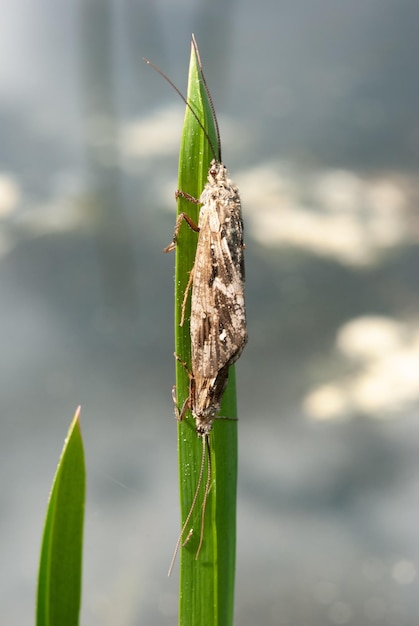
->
[173, 40, 237, 626]
[36, 407, 86, 626]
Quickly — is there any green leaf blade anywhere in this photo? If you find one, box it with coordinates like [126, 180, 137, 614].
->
[36, 407, 86, 626]
[173, 39, 237, 626]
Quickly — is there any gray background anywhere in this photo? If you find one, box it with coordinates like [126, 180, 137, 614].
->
[1, 0, 418, 624]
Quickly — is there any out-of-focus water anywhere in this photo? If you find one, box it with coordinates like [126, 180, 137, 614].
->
[1, 1, 418, 624]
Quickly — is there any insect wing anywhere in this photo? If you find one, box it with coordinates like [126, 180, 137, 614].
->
[190, 163, 247, 378]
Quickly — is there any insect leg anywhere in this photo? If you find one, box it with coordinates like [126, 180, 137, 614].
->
[170, 384, 189, 422]
[174, 352, 193, 377]
[163, 211, 199, 253]
[180, 263, 194, 327]
[175, 189, 201, 204]
[172, 353, 196, 421]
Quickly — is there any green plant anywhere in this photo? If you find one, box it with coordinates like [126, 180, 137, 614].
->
[171, 41, 238, 626]
[36, 408, 85, 626]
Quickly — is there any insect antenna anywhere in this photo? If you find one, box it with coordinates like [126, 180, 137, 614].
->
[191, 34, 222, 163]
[195, 434, 212, 560]
[144, 36, 220, 163]
[167, 434, 211, 576]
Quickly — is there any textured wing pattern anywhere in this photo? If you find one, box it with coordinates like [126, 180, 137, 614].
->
[190, 161, 248, 378]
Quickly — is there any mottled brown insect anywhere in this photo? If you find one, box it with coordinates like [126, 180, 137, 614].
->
[162, 36, 247, 396]
[146, 35, 247, 574]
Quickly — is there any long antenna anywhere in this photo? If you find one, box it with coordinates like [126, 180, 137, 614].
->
[191, 34, 222, 163]
[167, 435, 210, 576]
[143, 36, 221, 163]
[195, 435, 212, 560]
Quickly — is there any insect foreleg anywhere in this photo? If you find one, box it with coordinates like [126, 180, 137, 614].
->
[163, 211, 200, 253]
[175, 189, 201, 204]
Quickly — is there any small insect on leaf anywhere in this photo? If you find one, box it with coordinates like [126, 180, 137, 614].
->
[145, 34, 247, 574]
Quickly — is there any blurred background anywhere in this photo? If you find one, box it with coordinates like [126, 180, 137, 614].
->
[1, 0, 419, 624]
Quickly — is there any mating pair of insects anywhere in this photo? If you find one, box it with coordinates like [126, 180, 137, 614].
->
[146, 35, 247, 574]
